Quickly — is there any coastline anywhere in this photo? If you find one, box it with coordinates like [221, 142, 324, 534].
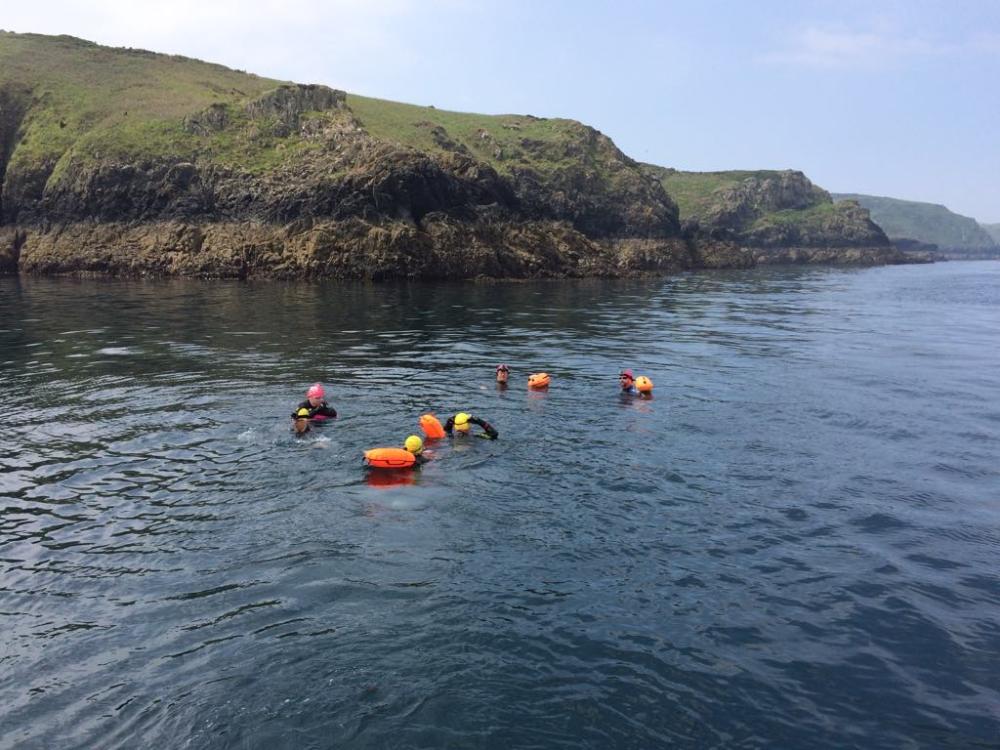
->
[0, 221, 916, 281]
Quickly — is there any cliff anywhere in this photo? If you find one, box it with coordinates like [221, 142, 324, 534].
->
[982, 224, 1000, 245]
[832, 193, 999, 258]
[0, 32, 909, 279]
[643, 166, 909, 266]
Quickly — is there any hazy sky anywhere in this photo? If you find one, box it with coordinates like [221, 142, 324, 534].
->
[5, 0, 999, 221]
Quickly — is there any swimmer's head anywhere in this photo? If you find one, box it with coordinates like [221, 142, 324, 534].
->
[293, 408, 311, 434]
[496, 363, 509, 383]
[306, 383, 324, 405]
[404, 435, 424, 454]
[454, 412, 471, 432]
[619, 369, 634, 388]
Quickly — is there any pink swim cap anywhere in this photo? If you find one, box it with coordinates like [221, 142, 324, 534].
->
[620, 369, 634, 379]
[306, 383, 324, 399]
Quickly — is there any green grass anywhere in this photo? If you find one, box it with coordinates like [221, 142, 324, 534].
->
[0, 31, 641, 192]
[643, 166, 785, 219]
[347, 94, 620, 176]
[0, 33, 280, 119]
[750, 201, 838, 230]
[0, 31, 291, 177]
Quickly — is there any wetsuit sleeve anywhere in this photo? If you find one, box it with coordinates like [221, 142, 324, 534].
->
[470, 416, 498, 440]
[314, 402, 337, 418]
[443, 416, 455, 435]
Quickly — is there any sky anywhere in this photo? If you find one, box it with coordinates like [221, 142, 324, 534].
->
[4, 0, 999, 222]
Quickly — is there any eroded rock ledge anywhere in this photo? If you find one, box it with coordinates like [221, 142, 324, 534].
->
[7, 219, 729, 280]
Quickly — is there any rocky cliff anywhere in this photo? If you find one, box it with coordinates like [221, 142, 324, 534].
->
[644, 167, 909, 266]
[0, 32, 909, 279]
[832, 193, 999, 259]
[982, 224, 1000, 246]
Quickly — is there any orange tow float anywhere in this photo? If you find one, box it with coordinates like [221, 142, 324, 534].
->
[635, 376, 653, 393]
[419, 413, 446, 438]
[363, 447, 416, 469]
[528, 372, 551, 389]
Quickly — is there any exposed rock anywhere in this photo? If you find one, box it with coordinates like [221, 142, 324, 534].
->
[183, 102, 229, 135]
[690, 237, 754, 269]
[415, 122, 470, 155]
[702, 170, 828, 229]
[245, 84, 346, 136]
[0, 82, 32, 220]
[754, 245, 912, 266]
[0, 226, 25, 273]
[13, 219, 697, 280]
[743, 200, 889, 248]
[893, 237, 939, 254]
[644, 166, 899, 262]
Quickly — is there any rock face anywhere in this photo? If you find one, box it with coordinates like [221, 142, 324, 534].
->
[833, 193, 999, 258]
[744, 198, 891, 249]
[13, 220, 699, 280]
[3, 100, 695, 278]
[0, 32, 918, 279]
[700, 171, 828, 230]
[982, 224, 1000, 245]
[645, 166, 907, 265]
[0, 82, 32, 222]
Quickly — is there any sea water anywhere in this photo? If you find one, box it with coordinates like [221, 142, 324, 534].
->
[1, 263, 998, 748]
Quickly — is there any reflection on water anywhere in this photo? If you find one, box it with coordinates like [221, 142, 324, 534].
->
[2, 263, 1000, 749]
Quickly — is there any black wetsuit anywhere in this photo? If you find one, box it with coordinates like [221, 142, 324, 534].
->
[292, 400, 338, 419]
[443, 414, 499, 440]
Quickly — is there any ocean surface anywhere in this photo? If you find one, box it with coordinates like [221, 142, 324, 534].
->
[1, 262, 999, 749]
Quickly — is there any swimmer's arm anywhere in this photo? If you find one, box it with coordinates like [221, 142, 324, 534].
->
[314, 402, 337, 418]
[470, 416, 498, 440]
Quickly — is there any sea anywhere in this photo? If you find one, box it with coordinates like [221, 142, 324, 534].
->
[1, 261, 998, 749]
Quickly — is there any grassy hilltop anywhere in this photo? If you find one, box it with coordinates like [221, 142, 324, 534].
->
[0, 33, 281, 171]
[0, 31, 657, 205]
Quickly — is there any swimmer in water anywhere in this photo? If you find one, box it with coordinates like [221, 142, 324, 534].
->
[292, 383, 338, 422]
[443, 412, 499, 440]
[495, 363, 509, 385]
[292, 407, 312, 435]
[404, 434, 431, 465]
[619, 369, 637, 394]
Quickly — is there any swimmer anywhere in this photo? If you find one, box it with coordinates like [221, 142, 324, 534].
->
[292, 407, 312, 435]
[292, 383, 338, 422]
[619, 369, 637, 394]
[495, 363, 510, 385]
[443, 412, 499, 440]
[404, 434, 431, 465]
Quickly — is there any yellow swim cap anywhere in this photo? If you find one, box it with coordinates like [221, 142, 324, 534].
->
[454, 412, 470, 431]
[296, 408, 310, 418]
[404, 435, 423, 454]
